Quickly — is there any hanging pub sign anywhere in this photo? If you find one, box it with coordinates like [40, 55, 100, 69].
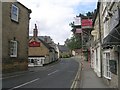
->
[74, 17, 81, 26]
[75, 28, 82, 34]
[81, 19, 92, 29]
[29, 41, 40, 47]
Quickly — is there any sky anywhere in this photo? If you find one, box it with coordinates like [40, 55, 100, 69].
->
[17, 0, 97, 45]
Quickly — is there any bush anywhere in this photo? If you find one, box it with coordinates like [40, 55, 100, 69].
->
[62, 54, 70, 58]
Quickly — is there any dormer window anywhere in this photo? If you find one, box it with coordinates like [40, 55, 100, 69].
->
[11, 4, 19, 22]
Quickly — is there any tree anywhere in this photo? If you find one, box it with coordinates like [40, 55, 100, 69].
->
[79, 13, 87, 19]
[78, 10, 96, 19]
[86, 12, 93, 17]
[65, 34, 82, 50]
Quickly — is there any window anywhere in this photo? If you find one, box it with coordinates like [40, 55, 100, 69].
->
[103, 51, 111, 79]
[10, 40, 17, 57]
[11, 4, 19, 22]
[109, 60, 117, 75]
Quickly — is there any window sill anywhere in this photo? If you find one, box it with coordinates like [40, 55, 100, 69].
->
[11, 19, 19, 24]
[103, 75, 111, 80]
[10, 55, 17, 58]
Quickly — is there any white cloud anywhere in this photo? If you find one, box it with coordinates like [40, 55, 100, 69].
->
[17, 0, 96, 45]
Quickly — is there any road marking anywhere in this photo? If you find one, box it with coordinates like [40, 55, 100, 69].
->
[70, 71, 78, 89]
[9, 78, 39, 90]
[1, 74, 25, 80]
[48, 70, 59, 76]
[70, 62, 81, 89]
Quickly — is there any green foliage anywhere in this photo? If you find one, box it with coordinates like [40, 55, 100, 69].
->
[68, 10, 96, 51]
[78, 10, 96, 19]
[60, 54, 71, 58]
[65, 34, 82, 50]
[86, 11, 94, 18]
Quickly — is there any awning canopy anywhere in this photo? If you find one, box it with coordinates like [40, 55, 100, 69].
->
[102, 25, 120, 47]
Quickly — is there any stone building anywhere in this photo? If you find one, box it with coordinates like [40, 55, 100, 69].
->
[91, 1, 120, 88]
[91, 2, 102, 77]
[2, 1, 31, 73]
[101, 1, 120, 88]
[28, 24, 58, 67]
[57, 44, 71, 58]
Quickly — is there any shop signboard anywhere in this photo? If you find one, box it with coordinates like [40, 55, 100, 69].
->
[82, 19, 92, 29]
[29, 41, 40, 47]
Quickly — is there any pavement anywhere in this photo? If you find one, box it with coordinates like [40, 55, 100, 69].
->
[79, 60, 109, 88]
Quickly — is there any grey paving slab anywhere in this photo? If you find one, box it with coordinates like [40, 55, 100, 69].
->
[80, 61, 109, 88]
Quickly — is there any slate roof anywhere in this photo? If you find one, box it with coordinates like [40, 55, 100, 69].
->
[58, 45, 70, 52]
[29, 36, 53, 50]
[38, 38, 53, 50]
[29, 36, 58, 53]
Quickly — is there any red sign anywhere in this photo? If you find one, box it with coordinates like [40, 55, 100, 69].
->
[81, 19, 92, 28]
[29, 41, 40, 47]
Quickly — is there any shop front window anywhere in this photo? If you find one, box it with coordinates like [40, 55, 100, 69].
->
[103, 51, 111, 79]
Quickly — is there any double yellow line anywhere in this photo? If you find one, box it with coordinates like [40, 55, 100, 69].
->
[70, 62, 81, 89]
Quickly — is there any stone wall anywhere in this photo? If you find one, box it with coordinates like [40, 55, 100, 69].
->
[2, 2, 31, 73]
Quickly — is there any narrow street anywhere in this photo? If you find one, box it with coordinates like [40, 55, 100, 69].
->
[2, 58, 79, 89]
[1, 0, 120, 89]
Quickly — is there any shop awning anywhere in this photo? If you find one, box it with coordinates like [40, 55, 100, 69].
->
[102, 25, 120, 47]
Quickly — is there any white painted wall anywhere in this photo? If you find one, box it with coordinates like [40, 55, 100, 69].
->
[28, 57, 45, 67]
[56, 45, 60, 58]
[97, 45, 101, 77]
[93, 43, 101, 77]
[94, 48, 97, 73]
[72, 50, 76, 56]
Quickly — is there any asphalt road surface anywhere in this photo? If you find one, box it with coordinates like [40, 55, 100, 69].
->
[2, 58, 79, 89]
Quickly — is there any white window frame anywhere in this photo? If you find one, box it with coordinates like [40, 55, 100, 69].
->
[103, 50, 111, 79]
[11, 4, 19, 22]
[102, 1, 107, 16]
[10, 40, 17, 57]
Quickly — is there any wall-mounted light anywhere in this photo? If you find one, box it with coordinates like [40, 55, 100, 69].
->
[104, 16, 109, 21]
[107, 10, 113, 17]
[91, 30, 98, 36]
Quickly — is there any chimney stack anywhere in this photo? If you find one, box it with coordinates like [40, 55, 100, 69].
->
[33, 24, 38, 37]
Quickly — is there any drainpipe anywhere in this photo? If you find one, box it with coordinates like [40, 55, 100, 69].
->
[98, 2, 102, 77]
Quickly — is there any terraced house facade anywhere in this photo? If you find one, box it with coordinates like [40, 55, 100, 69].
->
[2, 1, 31, 73]
[91, 1, 120, 88]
